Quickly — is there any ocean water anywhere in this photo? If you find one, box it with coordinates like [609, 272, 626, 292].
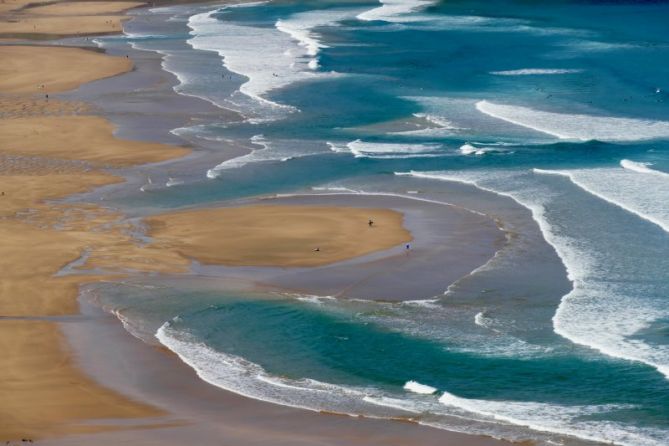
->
[90, 1, 669, 445]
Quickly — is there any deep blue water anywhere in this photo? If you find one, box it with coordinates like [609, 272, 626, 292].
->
[94, 1, 669, 444]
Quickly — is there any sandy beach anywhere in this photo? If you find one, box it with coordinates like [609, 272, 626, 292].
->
[0, 2, 181, 438]
[0, 1, 509, 445]
[0, 45, 132, 94]
[0, 0, 142, 37]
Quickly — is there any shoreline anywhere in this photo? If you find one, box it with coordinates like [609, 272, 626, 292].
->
[44, 296, 507, 446]
[1, 1, 511, 445]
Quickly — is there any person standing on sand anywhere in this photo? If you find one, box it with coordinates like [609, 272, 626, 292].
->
[368, 219, 374, 227]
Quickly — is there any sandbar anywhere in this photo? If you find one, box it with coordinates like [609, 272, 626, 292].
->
[146, 205, 412, 267]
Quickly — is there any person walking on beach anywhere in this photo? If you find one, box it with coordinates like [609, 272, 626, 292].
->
[368, 219, 374, 227]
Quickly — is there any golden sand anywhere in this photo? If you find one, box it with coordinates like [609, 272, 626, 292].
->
[0, 96, 93, 119]
[0, 34, 184, 441]
[147, 205, 412, 267]
[0, 0, 58, 14]
[0, 1, 144, 37]
[0, 14, 128, 36]
[0, 115, 190, 165]
[28, 1, 144, 16]
[0, 320, 165, 440]
[0, 45, 132, 94]
[0, 162, 187, 441]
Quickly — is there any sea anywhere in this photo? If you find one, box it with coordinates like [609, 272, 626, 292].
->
[86, 1, 669, 444]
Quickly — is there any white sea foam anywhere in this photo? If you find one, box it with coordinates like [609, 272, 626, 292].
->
[490, 68, 582, 76]
[293, 294, 338, 305]
[155, 321, 382, 414]
[276, 9, 359, 71]
[389, 113, 462, 136]
[362, 395, 426, 413]
[307, 59, 320, 70]
[476, 100, 669, 141]
[206, 135, 317, 178]
[358, 6, 576, 36]
[414, 113, 456, 129]
[188, 8, 344, 114]
[399, 169, 669, 380]
[474, 311, 499, 332]
[401, 298, 440, 309]
[206, 134, 269, 177]
[357, 1, 531, 34]
[620, 159, 669, 178]
[121, 33, 171, 42]
[438, 392, 665, 446]
[357, 0, 435, 23]
[329, 139, 443, 159]
[566, 40, 638, 52]
[459, 143, 508, 156]
[533, 166, 669, 234]
[165, 177, 184, 187]
[311, 185, 360, 193]
[459, 144, 481, 155]
[159, 312, 574, 443]
[156, 286, 667, 445]
[404, 380, 438, 395]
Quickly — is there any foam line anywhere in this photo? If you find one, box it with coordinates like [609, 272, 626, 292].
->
[404, 380, 438, 394]
[620, 159, 669, 178]
[398, 170, 669, 380]
[328, 139, 443, 159]
[533, 167, 669, 233]
[476, 100, 669, 141]
[357, 0, 435, 22]
[187, 8, 346, 114]
[490, 68, 582, 76]
[438, 392, 662, 446]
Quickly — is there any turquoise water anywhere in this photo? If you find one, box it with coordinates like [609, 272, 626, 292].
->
[92, 1, 669, 444]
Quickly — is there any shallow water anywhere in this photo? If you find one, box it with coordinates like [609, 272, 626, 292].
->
[90, 1, 669, 444]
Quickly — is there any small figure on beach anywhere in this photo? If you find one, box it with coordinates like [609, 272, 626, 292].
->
[314, 247, 320, 252]
[368, 219, 374, 227]
[406, 243, 410, 250]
